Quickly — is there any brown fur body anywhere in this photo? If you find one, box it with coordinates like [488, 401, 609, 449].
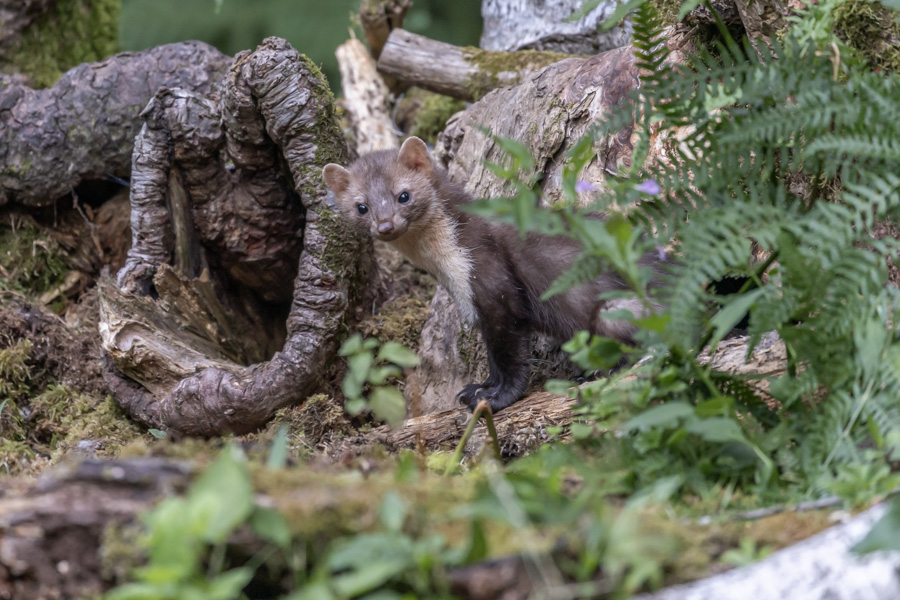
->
[324, 137, 657, 412]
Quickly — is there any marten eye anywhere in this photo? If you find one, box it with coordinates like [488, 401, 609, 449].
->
[357, 204, 368, 215]
[397, 192, 410, 204]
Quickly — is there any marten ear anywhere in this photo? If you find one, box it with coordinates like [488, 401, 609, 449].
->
[322, 164, 351, 196]
[398, 136, 433, 177]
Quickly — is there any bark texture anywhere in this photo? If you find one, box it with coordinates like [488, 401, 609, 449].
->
[377, 29, 576, 102]
[0, 41, 231, 207]
[480, 0, 632, 54]
[101, 37, 372, 437]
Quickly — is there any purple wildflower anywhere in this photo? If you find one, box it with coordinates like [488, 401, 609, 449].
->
[655, 244, 668, 261]
[635, 179, 661, 196]
[575, 179, 598, 193]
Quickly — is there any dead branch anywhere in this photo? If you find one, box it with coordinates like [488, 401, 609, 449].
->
[376, 29, 577, 102]
[335, 38, 398, 154]
[358, 0, 412, 60]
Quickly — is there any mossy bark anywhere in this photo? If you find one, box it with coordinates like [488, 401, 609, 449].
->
[0, 0, 120, 88]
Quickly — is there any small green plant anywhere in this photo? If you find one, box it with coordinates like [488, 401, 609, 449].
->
[338, 334, 419, 427]
[103, 446, 290, 600]
[721, 537, 774, 567]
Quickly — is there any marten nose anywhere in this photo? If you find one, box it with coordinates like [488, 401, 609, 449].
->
[377, 221, 395, 235]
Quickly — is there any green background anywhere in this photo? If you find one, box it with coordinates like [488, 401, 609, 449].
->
[119, 0, 483, 93]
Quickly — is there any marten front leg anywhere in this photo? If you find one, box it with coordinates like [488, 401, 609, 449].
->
[456, 314, 531, 413]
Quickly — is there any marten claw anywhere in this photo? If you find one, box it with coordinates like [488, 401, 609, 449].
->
[456, 383, 518, 413]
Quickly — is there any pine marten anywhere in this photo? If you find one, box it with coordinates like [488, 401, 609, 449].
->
[323, 136, 660, 412]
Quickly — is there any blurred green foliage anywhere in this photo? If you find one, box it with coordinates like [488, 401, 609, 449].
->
[119, 0, 483, 94]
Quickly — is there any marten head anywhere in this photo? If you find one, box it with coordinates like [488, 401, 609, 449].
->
[323, 137, 440, 242]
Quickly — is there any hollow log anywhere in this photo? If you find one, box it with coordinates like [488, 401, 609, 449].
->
[376, 29, 578, 102]
[0, 41, 231, 207]
[100, 37, 374, 437]
[335, 38, 398, 154]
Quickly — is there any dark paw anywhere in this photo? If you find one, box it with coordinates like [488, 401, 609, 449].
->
[456, 383, 494, 410]
[456, 383, 521, 413]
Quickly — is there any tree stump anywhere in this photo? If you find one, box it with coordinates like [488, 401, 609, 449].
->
[99, 37, 374, 437]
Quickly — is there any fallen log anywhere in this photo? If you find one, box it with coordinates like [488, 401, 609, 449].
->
[376, 29, 577, 102]
[0, 41, 231, 207]
[360, 332, 786, 457]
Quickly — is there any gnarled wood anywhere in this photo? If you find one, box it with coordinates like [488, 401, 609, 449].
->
[102, 38, 373, 437]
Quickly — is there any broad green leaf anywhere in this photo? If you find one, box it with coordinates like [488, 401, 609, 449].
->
[102, 581, 179, 600]
[686, 417, 747, 443]
[345, 398, 367, 416]
[338, 333, 364, 356]
[187, 446, 253, 543]
[853, 499, 900, 554]
[250, 507, 291, 549]
[343, 352, 374, 399]
[366, 365, 402, 386]
[377, 342, 420, 367]
[266, 423, 289, 469]
[545, 379, 574, 394]
[625, 402, 694, 431]
[330, 560, 410, 597]
[490, 135, 535, 171]
[205, 567, 254, 600]
[632, 312, 671, 333]
[571, 422, 595, 440]
[379, 491, 407, 532]
[370, 387, 406, 426]
[148, 428, 166, 439]
[709, 288, 765, 349]
[140, 497, 199, 579]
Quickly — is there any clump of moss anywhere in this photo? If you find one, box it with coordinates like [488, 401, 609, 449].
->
[833, 0, 900, 74]
[648, 0, 683, 27]
[408, 94, 467, 145]
[265, 394, 355, 451]
[462, 47, 577, 100]
[0, 333, 142, 475]
[0, 218, 69, 298]
[2, 0, 121, 88]
[359, 293, 432, 352]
